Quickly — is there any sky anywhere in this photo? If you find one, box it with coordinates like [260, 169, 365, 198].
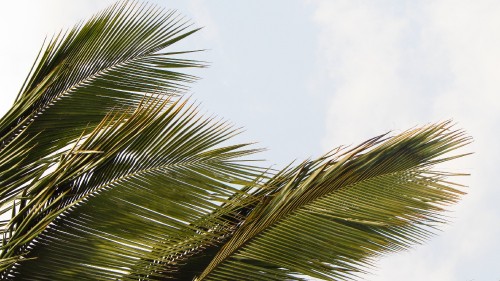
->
[1, 1, 499, 280]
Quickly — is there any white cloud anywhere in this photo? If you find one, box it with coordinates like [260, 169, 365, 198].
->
[310, 0, 500, 280]
[314, 1, 429, 146]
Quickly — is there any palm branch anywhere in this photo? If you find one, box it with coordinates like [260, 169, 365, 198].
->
[0, 1, 471, 280]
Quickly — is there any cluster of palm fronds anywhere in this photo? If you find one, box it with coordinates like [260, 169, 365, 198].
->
[0, 1, 470, 280]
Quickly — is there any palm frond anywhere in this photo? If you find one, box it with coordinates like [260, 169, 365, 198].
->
[2, 96, 263, 280]
[0, 0, 203, 208]
[194, 122, 470, 281]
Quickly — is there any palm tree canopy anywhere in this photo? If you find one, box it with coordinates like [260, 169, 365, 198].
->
[0, 1, 470, 280]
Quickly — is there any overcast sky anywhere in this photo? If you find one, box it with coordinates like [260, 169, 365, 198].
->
[1, 1, 499, 280]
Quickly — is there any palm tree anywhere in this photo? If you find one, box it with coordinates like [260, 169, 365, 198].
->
[0, 2, 470, 280]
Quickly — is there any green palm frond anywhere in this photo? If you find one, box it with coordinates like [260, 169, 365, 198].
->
[194, 122, 470, 281]
[0, 0, 203, 208]
[3, 96, 263, 280]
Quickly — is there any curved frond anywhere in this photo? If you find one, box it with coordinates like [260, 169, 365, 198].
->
[195, 122, 470, 281]
[0, 0, 203, 208]
[2, 97, 263, 280]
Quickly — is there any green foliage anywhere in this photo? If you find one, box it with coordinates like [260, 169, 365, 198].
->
[0, 1, 470, 280]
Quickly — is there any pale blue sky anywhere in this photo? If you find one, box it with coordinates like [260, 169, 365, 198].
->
[1, 1, 499, 280]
